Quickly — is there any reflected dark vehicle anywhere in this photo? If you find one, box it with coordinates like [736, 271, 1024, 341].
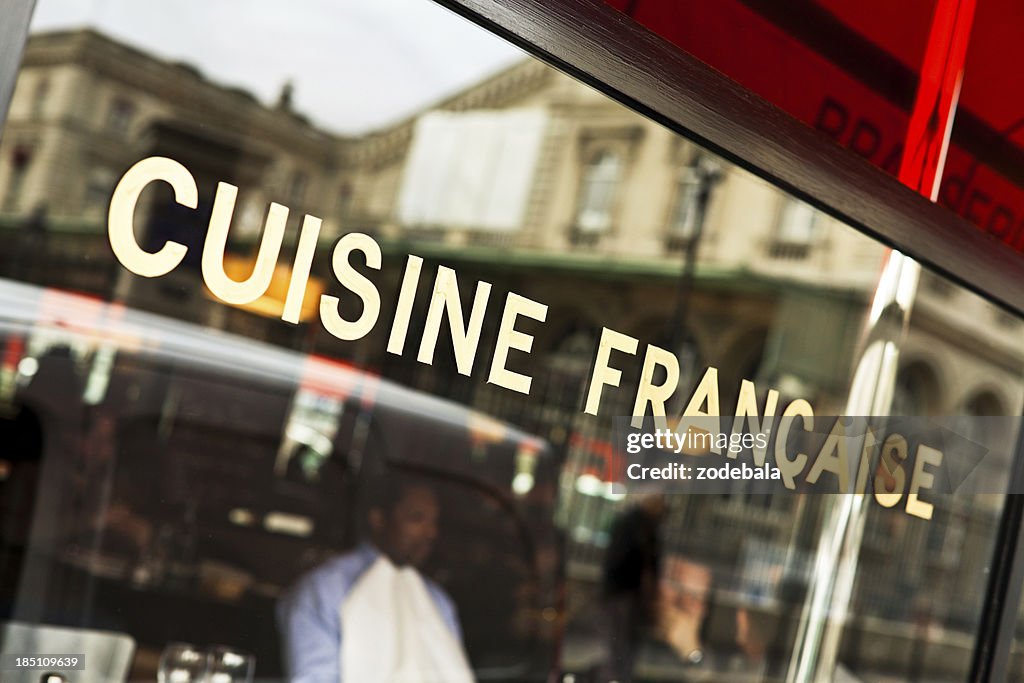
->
[0, 280, 560, 682]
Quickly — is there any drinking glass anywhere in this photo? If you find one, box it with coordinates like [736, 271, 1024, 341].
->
[205, 646, 255, 683]
[157, 643, 208, 683]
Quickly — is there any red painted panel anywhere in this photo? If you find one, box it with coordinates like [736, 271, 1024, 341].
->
[607, 0, 1024, 255]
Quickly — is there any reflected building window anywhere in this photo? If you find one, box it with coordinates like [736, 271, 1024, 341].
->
[964, 391, 1003, 417]
[891, 362, 941, 416]
[3, 144, 33, 213]
[770, 199, 817, 259]
[30, 77, 49, 120]
[106, 98, 135, 135]
[667, 158, 702, 247]
[396, 108, 549, 235]
[289, 171, 308, 206]
[958, 390, 1006, 458]
[573, 150, 621, 240]
[336, 181, 353, 221]
[84, 167, 116, 215]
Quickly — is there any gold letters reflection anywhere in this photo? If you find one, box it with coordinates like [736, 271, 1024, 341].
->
[107, 156, 548, 396]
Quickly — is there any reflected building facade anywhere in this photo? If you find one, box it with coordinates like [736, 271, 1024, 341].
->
[1, 28, 1022, 677]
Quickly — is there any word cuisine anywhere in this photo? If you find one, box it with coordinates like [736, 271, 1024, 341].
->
[108, 156, 548, 396]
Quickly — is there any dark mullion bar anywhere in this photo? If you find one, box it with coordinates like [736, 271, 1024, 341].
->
[431, 0, 1024, 318]
[969, 418, 1024, 682]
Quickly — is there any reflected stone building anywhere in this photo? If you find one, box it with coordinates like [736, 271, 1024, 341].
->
[0, 29, 341, 330]
[2, 28, 1023, 673]
[3, 30, 1018, 418]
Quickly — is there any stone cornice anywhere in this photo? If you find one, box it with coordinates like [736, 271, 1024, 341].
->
[21, 31, 555, 175]
[23, 30, 342, 165]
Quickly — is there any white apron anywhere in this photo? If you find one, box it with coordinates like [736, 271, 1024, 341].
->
[340, 555, 476, 683]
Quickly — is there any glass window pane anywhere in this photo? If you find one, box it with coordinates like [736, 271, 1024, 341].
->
[0, 3, 1020, 683]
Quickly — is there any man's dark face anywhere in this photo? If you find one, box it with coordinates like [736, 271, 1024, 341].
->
[372, 485, 440, 568]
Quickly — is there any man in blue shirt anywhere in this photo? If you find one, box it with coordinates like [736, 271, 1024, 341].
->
[276, 478, 462, 682]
